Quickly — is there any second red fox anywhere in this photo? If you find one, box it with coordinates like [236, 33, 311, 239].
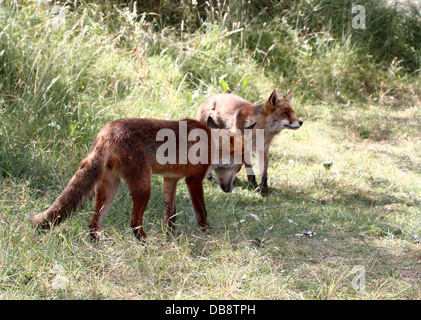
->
[197, 89, 303, 194]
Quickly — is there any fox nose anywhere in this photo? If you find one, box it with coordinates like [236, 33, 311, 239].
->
[298, 120, 303, 126]
[221, 184, 233, 193]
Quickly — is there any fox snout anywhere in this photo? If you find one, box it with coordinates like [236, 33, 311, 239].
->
[220, 184, 231, 193]
[217, 174, 235, 193]
[213, 166, 237, 193]
[281, 119, 303, 130]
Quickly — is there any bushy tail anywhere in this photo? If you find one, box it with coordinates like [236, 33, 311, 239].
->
[29, 144, 109, 229]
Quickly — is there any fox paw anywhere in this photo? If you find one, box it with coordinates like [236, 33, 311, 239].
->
[259, 185, 269, 196]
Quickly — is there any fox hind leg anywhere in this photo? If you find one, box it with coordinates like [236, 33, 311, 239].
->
[185, 177, 208, 230]
[89, 170, 121, 241]
[125, 167, 152, 241]
[163, 177, 179, 232]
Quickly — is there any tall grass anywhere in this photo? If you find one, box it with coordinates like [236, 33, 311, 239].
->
[125, 0, 421, 102]
[1, 2, 115, 185]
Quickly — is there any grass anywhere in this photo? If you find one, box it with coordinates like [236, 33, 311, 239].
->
[1, 0, 421, 299]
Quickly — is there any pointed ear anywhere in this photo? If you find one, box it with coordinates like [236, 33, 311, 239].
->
[283, 90, 294, 103]
[269, 89, 279, 105]
[264, 89, 278, 114]
[207, 116, 219, 129]
[245, 122, 257, 130]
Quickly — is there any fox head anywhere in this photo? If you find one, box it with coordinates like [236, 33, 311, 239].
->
[207, 116, 255, 193]
[263, 90, 303, 132]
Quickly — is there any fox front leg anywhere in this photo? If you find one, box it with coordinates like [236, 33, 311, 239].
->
[258, 148, 269, 195]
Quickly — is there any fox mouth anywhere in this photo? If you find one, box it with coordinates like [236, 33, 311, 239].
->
[283, 120, 303, 130]
[280, 120, 303, 130]
[284, 124, 301, 130]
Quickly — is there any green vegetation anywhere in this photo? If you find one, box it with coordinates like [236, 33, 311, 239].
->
[1, 0, 420, 299]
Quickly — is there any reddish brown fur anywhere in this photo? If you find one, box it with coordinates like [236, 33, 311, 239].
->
[197, 90, 303, 194]
[29, 118, 239, 241]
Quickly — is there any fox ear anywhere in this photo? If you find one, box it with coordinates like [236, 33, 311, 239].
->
[245, 122, 257, 130]
[283, 90, 294, 103]
[207, 116, 219, 129]
[264, 89, 279, 114]
[269, 89, 279, 105]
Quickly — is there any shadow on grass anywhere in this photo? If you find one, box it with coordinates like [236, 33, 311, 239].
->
[328, 107, 420, 142]
[232, 173, 418, 208]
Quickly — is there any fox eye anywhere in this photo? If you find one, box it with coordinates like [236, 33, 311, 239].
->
[281, 111, 289, 116]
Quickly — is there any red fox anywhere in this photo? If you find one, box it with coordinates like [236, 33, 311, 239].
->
[197, 90, 303, 194]
[29, 117, 249, 241]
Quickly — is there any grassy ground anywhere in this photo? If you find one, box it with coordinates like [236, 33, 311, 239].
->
[1, 1, 420, 299]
